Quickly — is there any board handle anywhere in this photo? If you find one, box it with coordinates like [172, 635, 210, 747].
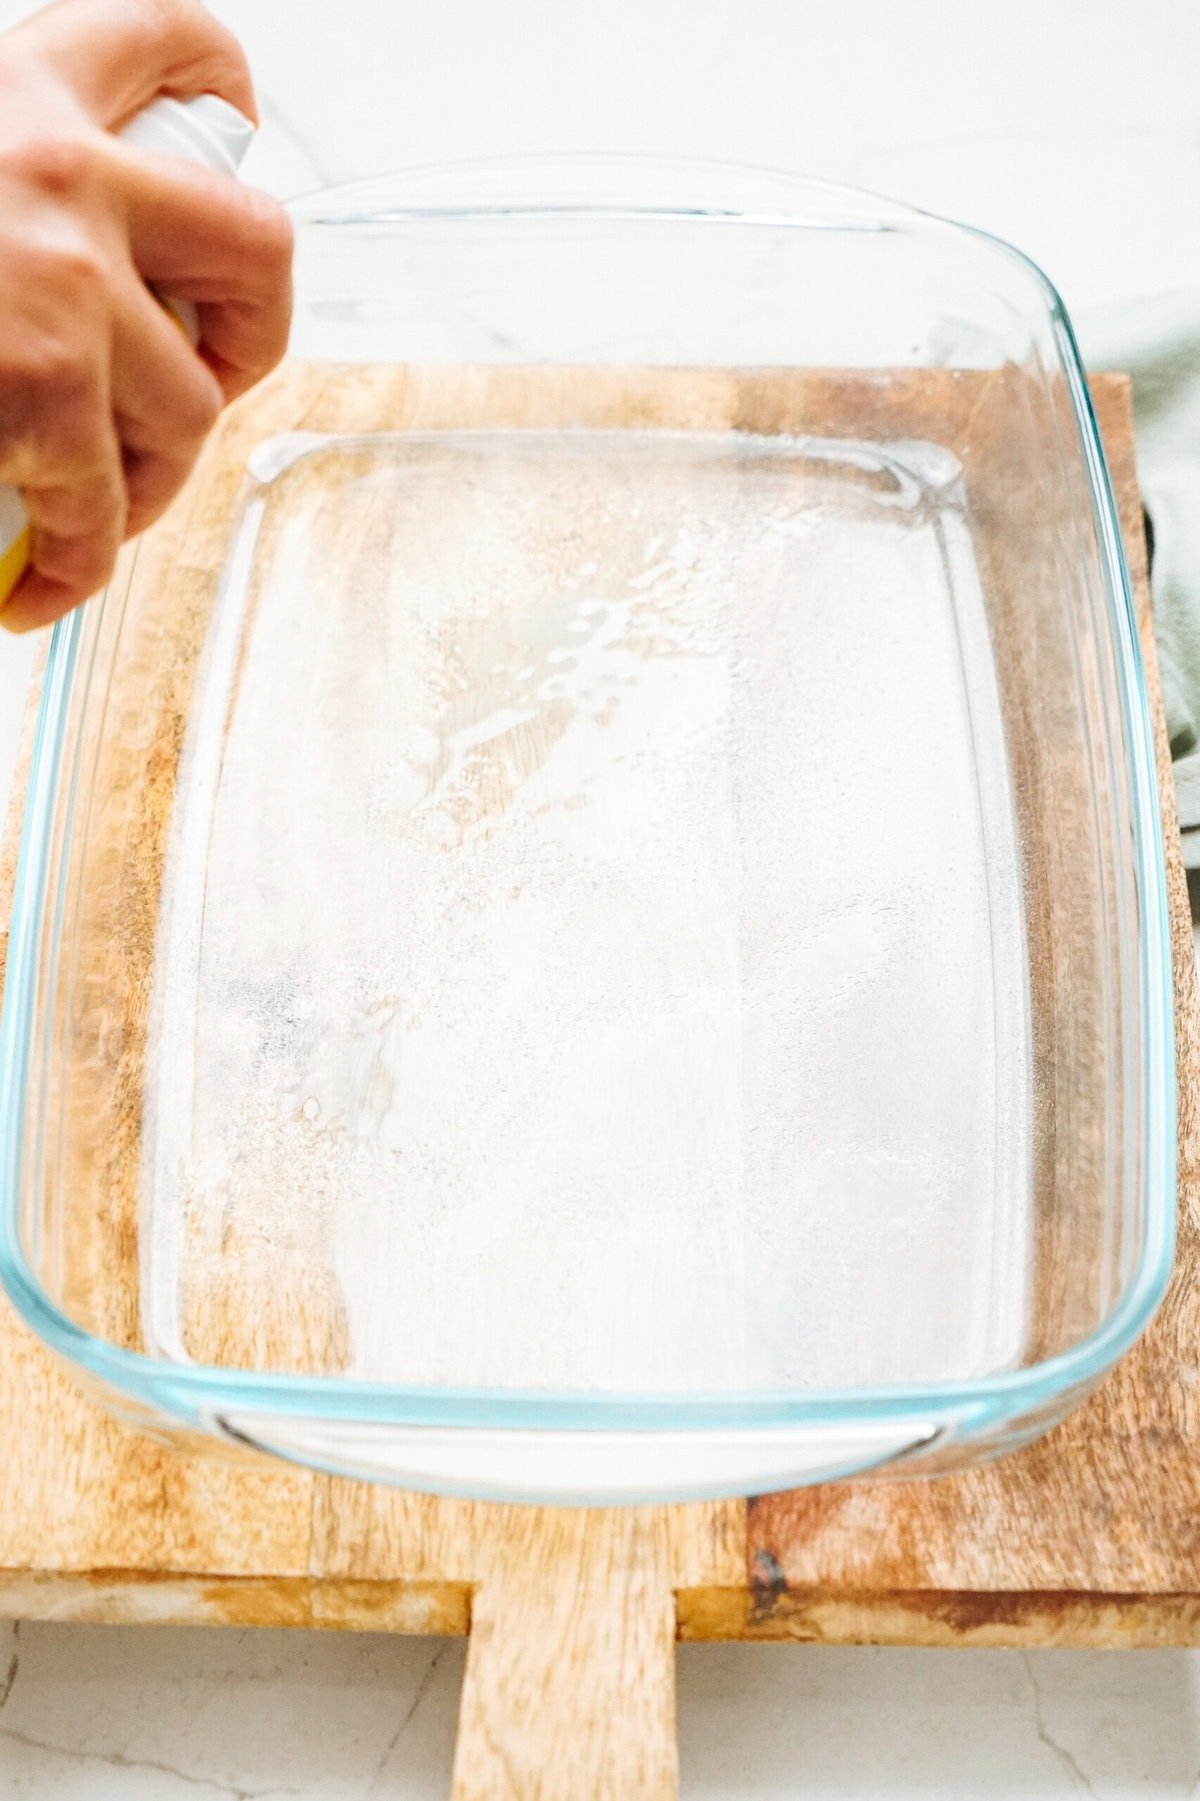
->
[451, 1508, 678, 1800]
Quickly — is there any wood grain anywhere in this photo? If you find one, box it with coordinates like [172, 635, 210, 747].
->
[452, 1510, 677, 1800]
[747, 377, 1200, 1627]
[0, 372, 1190, 1801]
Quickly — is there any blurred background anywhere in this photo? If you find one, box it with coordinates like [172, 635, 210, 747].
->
[1, 1, 1198, 1794]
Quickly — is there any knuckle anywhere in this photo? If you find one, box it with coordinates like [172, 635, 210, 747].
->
[34, 529, 114, 593]
[178, 370, 222, 440]
[125, 455, 183, 529]
[2, 129, 98, 201]
[48, 235, 106, 301]
[32, 342, 98, 417]
[29, 461, 122, 535]
[0, 342, 100, 480]
[242, 189, 294, 271]
[10, 340, 98, 427]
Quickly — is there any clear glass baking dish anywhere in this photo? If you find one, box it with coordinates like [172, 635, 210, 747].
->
[0, 160, 1175, 1503]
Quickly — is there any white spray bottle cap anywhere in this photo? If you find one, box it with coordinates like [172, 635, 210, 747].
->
[118, 93, 256, 179]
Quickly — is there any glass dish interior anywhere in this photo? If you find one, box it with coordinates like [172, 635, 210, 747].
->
[0, 163, 1173, 1499]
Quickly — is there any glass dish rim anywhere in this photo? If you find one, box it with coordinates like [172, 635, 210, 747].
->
[0, 160, 1176, 1438]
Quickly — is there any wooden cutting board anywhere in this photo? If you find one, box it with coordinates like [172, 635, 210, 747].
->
[0, 370, 1195, 1801]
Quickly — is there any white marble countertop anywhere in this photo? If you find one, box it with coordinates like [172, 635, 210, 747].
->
[1, 0, 1200, 1792]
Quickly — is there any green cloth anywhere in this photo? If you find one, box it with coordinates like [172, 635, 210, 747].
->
[1080, 293, 1200, 868]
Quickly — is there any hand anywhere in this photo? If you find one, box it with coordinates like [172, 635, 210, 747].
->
[0, 0, 294, 632]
